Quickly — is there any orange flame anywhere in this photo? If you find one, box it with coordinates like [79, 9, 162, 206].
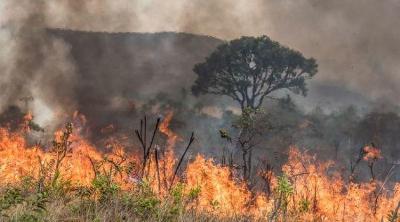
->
[363, 145, 382, 161]
[1, 113, 400, 220]
[159, 111, 181, 150]
[21, 111, 33, 132]
[185, 155, 253, 216]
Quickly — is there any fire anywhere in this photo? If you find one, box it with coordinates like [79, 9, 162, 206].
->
[363, 145, 382, 161]
[0, 112, 136, 187]
[159, 111, 181, 150]
[22, 111, 33, 131]
[145, 112, 179, 194]
[1, 113, 400, 221]
[0, 125, 102, 186]
[185, 155, 253, 216]
[274, 147, 400, 221]
[23, 111, 33, 123]
[185, 147, 400, 220]
[0, 128, 43, 184]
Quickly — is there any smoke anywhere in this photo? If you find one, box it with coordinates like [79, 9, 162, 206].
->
[43, 0, 400, 108]
[0, 1, 76, 127]
[1, 0, 400, 129]
[1, 1, 400, 178]
[260, 0, 400, 109]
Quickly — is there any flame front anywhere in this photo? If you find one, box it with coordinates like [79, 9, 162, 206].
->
[159, 111, 180, 150]
[1, 114, 400, 221]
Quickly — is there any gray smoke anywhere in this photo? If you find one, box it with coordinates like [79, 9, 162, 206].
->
[0, 1, 76, 127]
[1, 0, 400, 127]
[43, 0, 400, 109]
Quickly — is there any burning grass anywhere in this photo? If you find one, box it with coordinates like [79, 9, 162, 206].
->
[1, 114, 400, 221]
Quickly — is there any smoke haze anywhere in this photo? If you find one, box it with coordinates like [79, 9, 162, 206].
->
[44, 0, 400, 107]
[1, 0, 400, 123]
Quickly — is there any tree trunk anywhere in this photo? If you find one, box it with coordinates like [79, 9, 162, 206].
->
[242, 150, 248, 180]
[247, 149, 252, 180]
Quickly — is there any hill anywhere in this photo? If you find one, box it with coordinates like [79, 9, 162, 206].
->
[47, 29, 224, 126]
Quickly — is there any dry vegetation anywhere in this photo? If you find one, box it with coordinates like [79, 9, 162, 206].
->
[1, 113, 400, 222]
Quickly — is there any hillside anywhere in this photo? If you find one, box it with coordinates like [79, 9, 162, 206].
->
[48, 29, 223, 97]
[46, 29, 224, 127]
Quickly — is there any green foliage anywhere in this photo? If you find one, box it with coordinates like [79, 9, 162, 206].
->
[49, 178, 73, 199]
[51, 123, 73, 158]
[232, 107, 273, 142]
[92, 175, 120, 202]
[171, 183, 184, 203]
[219, 129, 232, 142]
[74, 186, 93, 200]
[27, 191, 48, 216]
[276, 174, 294, 214]
[192, 35, 318, 110]
[20, 177, 35, 192]
[387, 210, 398, 222]
[210, 200, 219, 209]
[18, 214, 40, 222]
[125, 180, 160, 219]
[233, 107, 266, 130]
[135, 196, 160, 217]
[0, 188, 24, 213]
[387, 201, 400, 222]
[298, 198, 310, 213]
[168, 183, 185, 216]
[0, 188, 48, 221]
[188, 185, 201, 200]
[276, 175, 294, 197]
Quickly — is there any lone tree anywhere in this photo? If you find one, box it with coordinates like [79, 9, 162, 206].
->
[191, 36, 318, 110]
[192, 36, 318, 181]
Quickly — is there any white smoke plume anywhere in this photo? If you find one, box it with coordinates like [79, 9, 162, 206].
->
[0, 1, 76, 126]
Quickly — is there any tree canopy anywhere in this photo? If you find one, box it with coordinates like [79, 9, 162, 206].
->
[191, 36, 318, 110]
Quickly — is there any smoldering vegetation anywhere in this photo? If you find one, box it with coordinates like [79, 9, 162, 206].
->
[0, 1, 77, 128]
[46, 29, 223, 135]
[1, 28, 400, 184]
[1, 1, 400, 220]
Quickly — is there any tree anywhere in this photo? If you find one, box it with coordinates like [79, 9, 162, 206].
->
[220, 107, 272, 181]
[192, 36, 318, 111]
[233, 107, 271, 180]
[356, 112, 400, 161]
